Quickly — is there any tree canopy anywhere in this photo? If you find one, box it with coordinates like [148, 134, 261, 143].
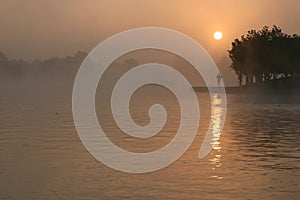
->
[228, 26, 300, 86]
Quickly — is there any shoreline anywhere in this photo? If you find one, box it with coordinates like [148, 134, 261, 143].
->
[193, 86, 300, 94]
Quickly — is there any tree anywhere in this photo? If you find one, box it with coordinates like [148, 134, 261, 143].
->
[228, 26, 300, 86]
[0, 51, 8, 62]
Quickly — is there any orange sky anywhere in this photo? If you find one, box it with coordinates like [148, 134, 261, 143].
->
[0, 0, 300, 85]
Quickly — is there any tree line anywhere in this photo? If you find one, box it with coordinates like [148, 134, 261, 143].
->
[0, 51, 87, 80]
[228, 26, 300, 86]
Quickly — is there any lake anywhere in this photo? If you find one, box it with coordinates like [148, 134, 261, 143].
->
[0, 88, 299, 200]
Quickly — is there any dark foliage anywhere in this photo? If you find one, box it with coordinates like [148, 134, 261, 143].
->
[228, 26, 300, 86]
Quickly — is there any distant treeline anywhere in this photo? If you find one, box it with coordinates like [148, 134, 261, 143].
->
[0, 51, 87, 81]
[228, 26, 300, 86]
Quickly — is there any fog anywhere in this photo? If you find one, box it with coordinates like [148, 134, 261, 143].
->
[1, 0, 300, 86]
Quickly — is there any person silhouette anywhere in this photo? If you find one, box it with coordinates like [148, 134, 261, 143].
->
[216, 73, 222, 87]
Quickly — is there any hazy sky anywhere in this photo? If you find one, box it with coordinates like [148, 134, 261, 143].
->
[1, 0, 300, 85]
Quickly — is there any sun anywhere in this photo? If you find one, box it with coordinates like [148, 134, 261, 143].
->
[214, 31, 223, 40]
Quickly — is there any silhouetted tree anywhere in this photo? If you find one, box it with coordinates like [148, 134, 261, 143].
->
[228, 26, 300, 86]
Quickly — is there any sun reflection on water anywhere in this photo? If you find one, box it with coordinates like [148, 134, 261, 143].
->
[209, 94, 224, 178]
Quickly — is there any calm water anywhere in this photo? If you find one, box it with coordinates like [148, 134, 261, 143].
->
[0, 89, 299, 200]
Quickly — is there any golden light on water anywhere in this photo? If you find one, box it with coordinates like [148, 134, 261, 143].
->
[209, 94, 223, 179]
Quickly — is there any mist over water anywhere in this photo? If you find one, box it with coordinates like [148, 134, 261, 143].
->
[0, 72, 299, 199]
[0, 44, 300, 199]
[1, 0, 300, 198]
